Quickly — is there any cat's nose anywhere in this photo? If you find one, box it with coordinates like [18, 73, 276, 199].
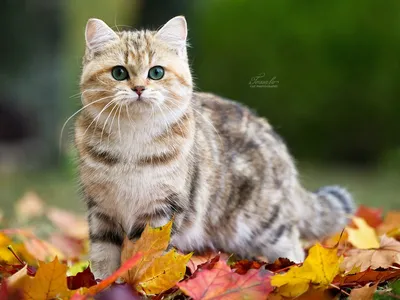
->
[132, 86, 145, 96]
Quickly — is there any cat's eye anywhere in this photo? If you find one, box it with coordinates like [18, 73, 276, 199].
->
[111, 66, 129, 81]
[148, 66, 165, 80]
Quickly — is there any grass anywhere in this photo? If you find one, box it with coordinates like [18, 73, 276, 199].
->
[0, 163, 398, 218]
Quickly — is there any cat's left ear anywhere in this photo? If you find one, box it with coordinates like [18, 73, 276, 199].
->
[85, 18, 119, 52]
[156, 16, 187, 57]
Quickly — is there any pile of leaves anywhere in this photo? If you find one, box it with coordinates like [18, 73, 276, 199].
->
[1, 192, 400, 299]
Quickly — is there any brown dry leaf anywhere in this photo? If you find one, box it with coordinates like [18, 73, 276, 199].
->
[15, 192, 45, 222]
[341, 235, 400, 272]
[333, 268, 400, 287]
[347, 217, 380, 249]
[121, 220, 172, 285]
[46, 207, 88, 240]
[349, 283, 377, 300]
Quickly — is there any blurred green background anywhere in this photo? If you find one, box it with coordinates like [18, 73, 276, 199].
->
[1, 0, 399, 217]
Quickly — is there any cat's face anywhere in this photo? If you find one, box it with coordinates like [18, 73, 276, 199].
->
[80, 17, 192, 121]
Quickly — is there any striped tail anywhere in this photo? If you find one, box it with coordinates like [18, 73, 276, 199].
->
[298, 185, 356, 240]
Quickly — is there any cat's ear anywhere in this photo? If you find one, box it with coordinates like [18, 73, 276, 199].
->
[156, 16, 187, 56]
[85, 18, 119, 51]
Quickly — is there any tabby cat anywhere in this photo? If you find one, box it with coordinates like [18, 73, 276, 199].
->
[75, 16, 355, 279]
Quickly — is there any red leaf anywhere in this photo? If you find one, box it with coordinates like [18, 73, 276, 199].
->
[265, 257, 296, 273]
[232, 259, 266, 275]
[87, 252, 142, 296]
[67, 267, 97, 290]
[178, 260, 273, 300]
[354, 205, 383, 228]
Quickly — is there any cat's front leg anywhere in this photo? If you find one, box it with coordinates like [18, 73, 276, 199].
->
[88, 209, 124, 280]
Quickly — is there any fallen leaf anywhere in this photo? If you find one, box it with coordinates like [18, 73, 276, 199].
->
[347, 217, 380, 249]
[6, 265, 29, 293]
[14, 192, 45, 222]
[232, 259, 266, 275]
[87, 252, 142, 296]
[341, 235, 400, 272]
[265, 257, 296, 273]
[47, 207, 89, 240]
[24, 237, 64, 261]
[135, 249, 192, 295]
[121, 220, 172, 284]
[0, 233, 35, 265]
[178, 260, 273, 300]
[67, 267, 97, 290]
[377, 211, 400, 236]
[188, 252, 228, 274]
[333, 268, 400, 287]
[354, 205, 383, 228]
[96, 283, 141, 300]
[271, 243, 342, 298]
[349, 283, 377, 300]
[23, 257, 71, 300]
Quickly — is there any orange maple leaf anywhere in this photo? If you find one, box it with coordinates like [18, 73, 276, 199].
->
[23, 257, 71, 300]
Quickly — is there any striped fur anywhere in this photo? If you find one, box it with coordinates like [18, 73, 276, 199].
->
[75, 17, 355, 279]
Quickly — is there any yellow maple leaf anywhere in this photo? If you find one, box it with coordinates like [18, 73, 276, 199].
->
[271, 243, 342, 298]
[23, 257, 71, 300]
[347, 217, 380, 249]
[0, 233, 36, 265]
[136, 249, 192, 295]
[121, 220, 173, 284]
[121, 220, 190, 295]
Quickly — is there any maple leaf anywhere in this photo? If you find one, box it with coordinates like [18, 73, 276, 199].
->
[271, 243, 342, 298]
[121, 220, 192, 295]
[347, 217, 380, 249]
[354, 205, 383, 228]
[341, 235, 400, 272]
[47, 207, 89, 240]
[0, 233, 35, 265]
[377, 211, 400, 237]
[121, 220, 172, 284]
[188, 252, 228, 274]
[232, 259, 266, 275]
[87, 252, 142, 296]
[178, 260, 273, 300]
[136, 249, 192, 295]
[349, 283, 377, 300]
[67, 267, 97, 290]
[23, 257, 71, 300]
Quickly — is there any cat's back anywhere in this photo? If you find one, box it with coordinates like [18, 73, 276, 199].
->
[192, 92, 275, 142]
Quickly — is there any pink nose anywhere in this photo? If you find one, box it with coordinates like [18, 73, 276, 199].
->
[132, 86, 145, 96]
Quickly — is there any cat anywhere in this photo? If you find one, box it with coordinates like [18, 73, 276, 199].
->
[75, 16, 355, 279]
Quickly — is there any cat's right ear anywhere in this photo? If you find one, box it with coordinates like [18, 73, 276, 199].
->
[85, 18, 119, 52]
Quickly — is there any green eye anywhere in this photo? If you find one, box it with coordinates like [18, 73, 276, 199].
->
[111, 66, 129, 81]
[148, 66, 165, 80]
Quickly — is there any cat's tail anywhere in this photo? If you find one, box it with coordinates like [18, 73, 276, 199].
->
[297, 185, 355, 240]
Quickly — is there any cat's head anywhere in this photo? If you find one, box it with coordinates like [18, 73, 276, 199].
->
[80, 16, 192, 120]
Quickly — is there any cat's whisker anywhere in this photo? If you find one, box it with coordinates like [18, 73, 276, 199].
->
[59, 95, 114, 150]
[107, 102, 121, 144]
[82, 97, 118, 138]
[117, 104, 123, 143]
[102, 102, 119, 144]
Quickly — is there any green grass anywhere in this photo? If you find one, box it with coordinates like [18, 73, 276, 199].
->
[0, 163, 398, 219]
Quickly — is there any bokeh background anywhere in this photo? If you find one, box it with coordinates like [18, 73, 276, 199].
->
[1, 0, 399, 216]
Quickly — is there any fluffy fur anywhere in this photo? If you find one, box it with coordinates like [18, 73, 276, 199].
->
[75, 16, 355, 279]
